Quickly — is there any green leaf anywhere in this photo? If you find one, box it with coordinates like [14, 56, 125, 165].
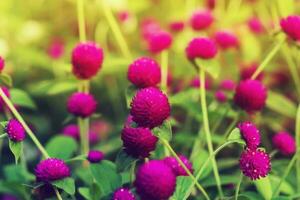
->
[4, 164, 35, 182]
[152, 120, 172, 141]
[90, 160, 122, 196]
[45, 136, 77, 160]
[227, 128, 241, 141]
[195, 59, 220, 79]
[125, 85, 137, 108]
[266, 91, 297, 118]
[171, 176, 192, 200]
[0, 73, 12, 87]
[52, 177, 75, 195]
[269, 175, 294, 195]
[115, 150, 137, 172]
[46, 81, 77, 95]
[10, 89, 37, 110]
[254, 176, 273, 200]
[0, 121, 8, 128]
[78, 187, 91, 200]
[8, 140, 22, 164]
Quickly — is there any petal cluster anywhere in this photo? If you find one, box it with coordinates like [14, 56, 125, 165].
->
[67, 92, 97, 118]
[190, 10, 214, 31]
[186, 37, 218, 60]
[113, 188, 136, 200]
[272, 132, 296, 156]
[5, 119, 26, 142]
[163, 155, 193, 176]
[280, 15, 300, 41]
[238, 122, 261, 150]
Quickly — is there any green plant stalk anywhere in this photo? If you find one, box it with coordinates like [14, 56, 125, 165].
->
[161, 139, 210, 200]
[0, 88, 50, 158]
[296, 104, 300, 192]
[0, 133, 7, 139]
[251, 36, 285, 80]
[223, 112, 240, 141]
[100, 0, 131, 59]
[161, 50, 168, 94]
[77, 0, 86, 42]
[199, 67, 224, 197]
[54, 187, 63, 200]
[235, 173, 243, 200]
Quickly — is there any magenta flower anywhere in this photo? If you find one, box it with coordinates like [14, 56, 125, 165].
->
[87, 150, 104, 163]
[169, 21, 185, 32]
[190, 10, 214, 31]
[280, 15, 300, 41]
[214, 31, 239, 50]
[0, 56, 5, 72]
[147, 31, 173, 53]
[128, 57, 161, 88]
[185, 37, 218, 60]
[238, 122, 261, 150]
[71, 42, 104, 79]
[190, 77, 212, 90]
[248, 17, 264, 34]
[67, 92, 97, 118]
[135, 160, 176, 200]
[47, 40, 64, 59]
[62, 124, 80, 140]
[163, 155, 193, 176]
[35, 158, 70, 182]
[272, 132, 296, 156]
[219, 79, 236, 91]
[234, 79, 267, 112]
[215, 90, 227, 103]
[5, 119, 26, 142]
[240, 62, 264, 81]
[239, 149, 271, 180]
[113, 188, 136, 200]
[130, 87, 170, 128]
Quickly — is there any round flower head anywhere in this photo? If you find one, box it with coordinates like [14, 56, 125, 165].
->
[0, 87, 10, 112]
[62, 124, 80, 140]
[239, 149, 271, 180]
[190, 77, 211, 90]
[214, 31, 239, 50]
[220, 79, 236, 90]
[113, 188, 136, 200]
[240, 63, 264, 81]
[186, 37, 218, 60]
[248, 17, 264, 34]
[280, 15, 300, 41]
[5, 119, 26, 142]
[163, 155, 193, 176]
[0, 56, 5, 72]
[88, 130, 100, 145]
[47, 40, 64, 59]
[215, 90, 227, 103]
[71, 42, 104, 79]
[238, 121, 261, 150]
[272, 132, 296, 156]
[130, 87, 170, 128]
[128, 57, 161, 88]
[234, 79, 267, 112]
[67, 92, 97, 118]
[169, 21, 185, 32]
[135, 160, 176, 200]
[190, 10, 213, 31]
[35, 158, 70, 182]
[121, 127, 158, 158]
[87, 150, 104, 163]
[147, 31, 173, 53]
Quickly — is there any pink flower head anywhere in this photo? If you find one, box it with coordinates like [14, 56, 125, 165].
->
[135, 160, 176, 200]
[128, 57, 161, 88]
[215, 90, 227, 103]
[117, 11, 130, 23]
[0, 56, 5, 72]
[147, 31, 173, 53]
[238, 121, 261, 150]
[190, 77, 212, 90]
[272, 132, 296, 156]
[87, 150, 104, 163]
[88, 131, 101, 145]
[141, 18, 161, 40]
[5, 119, 26, 142]
[62, 124, 80, 140]
[163, 155, 193, 176]
[234, 79, 267, 112]
[121, 127, 158, 158]
[239, 149, 271, 180]
[214, 31, 239, 50]
[280, 15, 300, 41]
[190, 9, 214, 31]
[35, 158, 70, 182]
[240, 62, 264, 81]
[71, 42, 104, 79]
[169, 21, 185, 32]
[206, 0, 215, 9]
[186, 37, 218, 60]
[67, 92, 97, 118]
[47, 40, 64, 59]
[220, 79, 236, 90]
[130, 87, 170, 128]
[248, 17, 264, 34]
[113, 188, 136, 200]
[0, 87, 10, 112]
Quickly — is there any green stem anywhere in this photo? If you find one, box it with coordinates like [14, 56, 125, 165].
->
[0, 133, 7, 139]
[251, 36, 285, 80]
[161, 139, 210, 200]
[235, 173, 243, 200]
[198, 67, 224, 197]
[78, 117, 89, 155]
[65, 155, 86, 163]
[77, 0, 86, 42]
[0, 88, 49, 158]
[223, 112, 240, 141]
[54, 187, 63, 200]
[161, 50, 168, 94]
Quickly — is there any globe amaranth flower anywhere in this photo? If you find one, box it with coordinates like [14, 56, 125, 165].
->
[62, 124, 80, 140]
[272, 132, 296, 156]
[234, 79, 267, 112]
[113, 188, 136, 200]
[47, 39, 64, 59]
[280, 15, 300, 41]
[163, 155, 193, 176]
[67, 92, 97, 118]
[215, 90, 227, 103]
[87, 150, 104, 163]
[239, 149, 271, 180]
[240, 62, 264, 81]
[128, 57, 161, 88]
[121, 127, 158, 158]
[147, 31, 173, 53]
[130, 87, 170, 128]
[35, 158, 70, 182]
[214, 31, 239, 50]
[0, 56, 5, 72]
[190, 9, 213, 31]
[71, 42, 104, 79]
[219, 79, 236, 91]
[185, 37, 218, 60]
[5, 119, 26, 142]
[248, 17, 264, 34]
[238, 121, 261, 150]
[190, 77, 212, 90]
[135, 160, 176, 200]
[169, 20, 185, 32]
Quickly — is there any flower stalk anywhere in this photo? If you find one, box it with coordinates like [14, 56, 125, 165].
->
[161, 50, 168, 94]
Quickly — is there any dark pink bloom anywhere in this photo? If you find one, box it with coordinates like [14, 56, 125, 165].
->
[35, 158, 70, 182]
[135, 160, 176, 200]
[280, 15, 300, 41]
[5, 119, 26, 142]
[130, 87, 170, 128]
[141, 18, 161, 40]
[190, 10, 214, 31]
[0, 56, 5, 72]
[190, 77, 211, 90]
[240, 62, 264, 81]
[71, 42, 104, 79]
[215, 90, 227, 103]
[88, 131, 100, 145]
[239, 149, 271, 180]
[128, 57, 161, 88]
[87, 150, 104, 163]
[163, 155, 193, 176]
[147, 31, 173, 53]
[248, 17, 264, 34]
[113, 188, 136, 200]
[62, 124, 80, 140]
[234, 79, 267, 112]
[220, 79, 236, 90]
[214, 31, 239, 50]
[186, 37, 218, 60]
[272, 132, 296, 156]
[67, 92, 97, 118]
[238, 122, 261, 150]
[169, 21, 185, 32]
[47, 40, 64, 59]
[117, 11, 130, 23]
